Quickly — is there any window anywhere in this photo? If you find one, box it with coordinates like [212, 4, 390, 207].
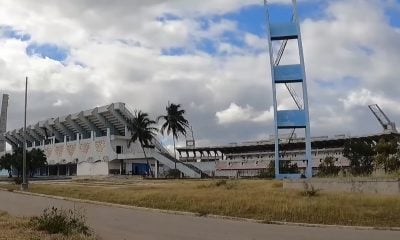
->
[116, 145, 123, 154]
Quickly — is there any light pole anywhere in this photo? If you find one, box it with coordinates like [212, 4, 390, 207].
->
[21, 76, 28, 191]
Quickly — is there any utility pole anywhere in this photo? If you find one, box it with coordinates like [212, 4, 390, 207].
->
[21, 76, 28, 191]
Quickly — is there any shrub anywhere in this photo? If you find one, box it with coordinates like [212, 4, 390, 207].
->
[301, 182, 320, 197]
[14, 177, 22, 185]
[214, 179, 227, 187]
[197, 179, 237, 190]
[166, 169, 181, 178]
[318, 156, 340, 177]
[30, 206, 90, 236]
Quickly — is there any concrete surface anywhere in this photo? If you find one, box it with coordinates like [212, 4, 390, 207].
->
[0, 190, 399, 240]
[284, 178, 400, 195]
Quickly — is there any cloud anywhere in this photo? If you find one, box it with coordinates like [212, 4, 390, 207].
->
[0, 0, 399, 147]
[340, 88, 400, 113]
[216, 103, 274, 124]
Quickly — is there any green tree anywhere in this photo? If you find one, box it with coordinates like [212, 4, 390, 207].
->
[128, 110, 158, 177]
[12, 147, 23, 177]
[157, 103, 189, 169]
[0, 148, 47, 178]
[0, 153, 14, 177]
[28, 148, 47, 177]
[374, 138, 400, 173]
[280, 160, 299, 174]
[343, 139, 375, 176]
[318, 156, 340, 177]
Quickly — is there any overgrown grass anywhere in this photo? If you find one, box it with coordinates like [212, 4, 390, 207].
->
[0, 210, 95, 240]
[3, 179, 400, 228]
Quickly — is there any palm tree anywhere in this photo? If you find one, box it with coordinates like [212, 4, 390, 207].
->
[157, 103, 189, 169]
[127, 110, 158, 177]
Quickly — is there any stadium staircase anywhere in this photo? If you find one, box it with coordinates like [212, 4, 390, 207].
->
[151, 139, 206, 178]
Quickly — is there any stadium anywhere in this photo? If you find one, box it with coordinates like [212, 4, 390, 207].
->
[1, 95, 398, 178]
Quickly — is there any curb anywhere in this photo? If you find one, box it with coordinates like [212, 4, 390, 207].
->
[1, 187, 400, 231]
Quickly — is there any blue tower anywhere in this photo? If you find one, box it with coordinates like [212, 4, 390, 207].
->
[264, 0, 312, 178]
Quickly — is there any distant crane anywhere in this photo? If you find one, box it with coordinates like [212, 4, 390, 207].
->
[185, 125, 195, 148]
[368, 104, 397, 133]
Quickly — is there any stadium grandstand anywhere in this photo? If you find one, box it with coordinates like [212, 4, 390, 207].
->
[0, 101, 202, 178]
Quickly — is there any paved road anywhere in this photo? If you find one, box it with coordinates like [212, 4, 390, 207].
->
[0, 190, 399, 240]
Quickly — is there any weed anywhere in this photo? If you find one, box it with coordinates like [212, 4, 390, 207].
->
[301, 182, 320, 197]
[14, 177, 22, 185]
[214, 180, 227, 187]
[166, 169, 181, 179]
[196, 210, 209, 217]
[30, 206, 90, 236]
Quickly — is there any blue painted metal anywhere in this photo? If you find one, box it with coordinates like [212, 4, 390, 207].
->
[270, 23, 298, 40]
[265, 0, 312, 179]
[277, 110, 306, 128]
[274, 64, 303, 83]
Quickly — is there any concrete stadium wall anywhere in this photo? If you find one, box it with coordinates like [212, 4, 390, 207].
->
[77, 161, 109, 176]
[284, 178, 400, 195]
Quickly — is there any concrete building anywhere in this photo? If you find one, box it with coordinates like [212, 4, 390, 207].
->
[176, 133, 399, 177]
[1, 102, 202, 178]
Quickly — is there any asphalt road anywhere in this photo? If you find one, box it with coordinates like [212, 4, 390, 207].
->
[0, 190, 399, 240]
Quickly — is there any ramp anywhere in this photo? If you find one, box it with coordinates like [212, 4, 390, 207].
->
[151, 139, 204, 178]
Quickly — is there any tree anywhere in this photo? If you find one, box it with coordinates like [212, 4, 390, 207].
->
[318, 156, 340, 177]
[157, 103, 189, 170]
[0, 148, 47, 178]
[28, 148, 47, 177]
[343, 139, 375, 176]
[127, 110, 158, 177]
[374, 138, 400, 173]
[0, 153, 14, 177]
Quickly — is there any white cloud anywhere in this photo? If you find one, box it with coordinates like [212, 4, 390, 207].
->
[216, 103, 274, 124]
[340, 88, 400, 113]
[216, 103, 253, 124]
[0, 0, 399, 146]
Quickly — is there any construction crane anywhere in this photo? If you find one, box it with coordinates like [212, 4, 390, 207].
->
[185, 125, 195, 148]
[368, 104, 397, 133]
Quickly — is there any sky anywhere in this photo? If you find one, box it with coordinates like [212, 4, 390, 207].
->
[0, 0, 400, 148]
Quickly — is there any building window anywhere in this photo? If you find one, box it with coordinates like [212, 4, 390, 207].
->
[116, 145, 123, 154]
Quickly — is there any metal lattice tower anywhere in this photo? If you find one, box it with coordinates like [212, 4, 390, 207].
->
[264, 0, 312, 178]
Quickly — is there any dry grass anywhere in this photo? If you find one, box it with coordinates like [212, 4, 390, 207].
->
[3, 179, 400, 228]
[0, 210, 95, 240]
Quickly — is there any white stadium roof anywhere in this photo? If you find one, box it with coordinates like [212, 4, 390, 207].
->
[4, 102, 133, 147]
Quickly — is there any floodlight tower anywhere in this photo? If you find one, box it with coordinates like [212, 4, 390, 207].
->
[264, 0, 312, 178]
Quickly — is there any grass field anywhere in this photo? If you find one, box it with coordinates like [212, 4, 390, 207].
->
[3, 179, 400, 228]
[0, 210, 94, 240]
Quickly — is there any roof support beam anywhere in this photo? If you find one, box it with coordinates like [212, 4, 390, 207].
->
[19, 128, 36, 146]
[55, 117, 75, 140]
[108, 105, 130, 126]
[78, 112, 101, 137]
[27, 126, 42, 143]
[11, 129, 24, 146]
[44, 121, 63, 143]
[92, 108, 118, 135]
[5, 133, 20, 148]
[66, 116, 89, 138]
